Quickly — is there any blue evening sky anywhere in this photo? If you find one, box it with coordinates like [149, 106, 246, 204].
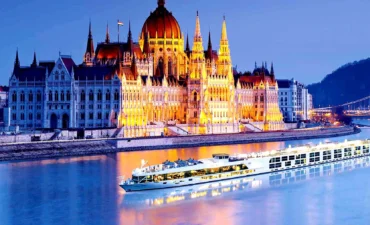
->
[1, 0, 369, 85]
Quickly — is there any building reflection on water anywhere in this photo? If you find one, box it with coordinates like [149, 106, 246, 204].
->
[0, 154, 120, 225]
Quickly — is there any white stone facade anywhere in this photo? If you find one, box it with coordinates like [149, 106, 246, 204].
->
[277, 79, 312, 122]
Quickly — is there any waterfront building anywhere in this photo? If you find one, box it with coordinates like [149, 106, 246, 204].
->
[277, 79, 311, 122]
[8, 0, 284, 135]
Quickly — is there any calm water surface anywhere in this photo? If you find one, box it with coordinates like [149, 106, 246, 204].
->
[1, 121, 370, 225]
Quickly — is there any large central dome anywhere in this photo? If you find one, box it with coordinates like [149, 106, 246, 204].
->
[141, 0, 182, 39]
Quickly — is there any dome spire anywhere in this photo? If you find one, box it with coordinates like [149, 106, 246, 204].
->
[158, 0, 165, 7]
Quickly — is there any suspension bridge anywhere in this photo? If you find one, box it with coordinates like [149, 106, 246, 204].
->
[313, 95, 370, 117]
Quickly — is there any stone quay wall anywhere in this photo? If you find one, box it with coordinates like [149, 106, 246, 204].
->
[0, 126, 358, 162]
[116, 126, 356, 150]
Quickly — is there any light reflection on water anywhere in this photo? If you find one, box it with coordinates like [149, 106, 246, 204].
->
[0, 122, 369, 225]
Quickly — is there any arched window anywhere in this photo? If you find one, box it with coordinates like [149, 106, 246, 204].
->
[49, 91, 52, 101]
[193, 92, 197, 102]
[157, 57, 164, 76]
[81, 90, 85, 101]
[97, 90, 102, 101]
[61, 91, 65, 101]
[260, 94, 264, 102]
[85, 53, 90, 63]
[12, 91, 17, 102]
[106, 90, 111, 101]
[168, 58, 172, 75]
[37, 91, 42, 102]
[66, 91, 71, 101]
[20, 91, 25, 102]
[114, 89, 119, 101]
[89, 90, 94, 101]
[55, 91, 58, 101]
[28, 91, 33, 102]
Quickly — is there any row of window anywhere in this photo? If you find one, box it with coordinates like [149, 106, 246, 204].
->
[80, 90, 119, 101]
[80, 112, 117, 120]
[12, 113, 41, 121]
[48, 91, 71, 101]
[12, 105, 42, 110]
[12, 91, 42, 102]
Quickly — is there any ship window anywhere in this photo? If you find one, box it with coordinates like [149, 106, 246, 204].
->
[285, 161, 291, 167]
[289, 155, 295, 160]
[310, 153, 314, 157]
[276, 163, 282, 168]
[269, 164, 275, 169]
[315, 157, 320, 162]
[295, 160, 301, 165]
[296, 155, 301, 160]
[282, 156, 288, 161]
[301, 154, 306, 158]
[315, 152, 320, 156]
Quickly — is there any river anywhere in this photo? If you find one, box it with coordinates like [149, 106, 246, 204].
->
[1, 121, 370, 225]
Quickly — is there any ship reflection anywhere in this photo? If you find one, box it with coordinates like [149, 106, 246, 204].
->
[120, 156, 370, 209]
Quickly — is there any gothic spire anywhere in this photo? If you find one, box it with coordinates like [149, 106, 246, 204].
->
[185, 33, 191, 58]
[14, 49, 20, 72]
[194, 11, 201, 38]
[207, 31, 212, 52]
[221, 15, 228, 41]
[84, 20, 95, 63]
[105, 23, 110, 43]
[207, 31, 213, 59]
[127, 20, 133, 53]
[31, 51, 37, 67]
[271, 62, 275, 75]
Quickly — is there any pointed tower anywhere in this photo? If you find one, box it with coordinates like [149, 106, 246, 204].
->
[190, 11, 206, 80]
[188, 11, 208, 127]
[84, 21, 95, 66]
[185, 33, 191, 58]
[13, 49, 20, 73]
[207, 31, 213, 60]
[127, 20, 134, 54]
[270, 62, 275, 81]
[105, 23, 110, 43]
[31, 52, 37, 67]
[217, 16, 232, 80]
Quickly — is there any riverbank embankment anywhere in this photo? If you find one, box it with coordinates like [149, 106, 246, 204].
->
[0, 126, 358, 162]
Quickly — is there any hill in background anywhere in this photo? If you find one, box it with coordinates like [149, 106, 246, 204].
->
[307, 58, 370, 108]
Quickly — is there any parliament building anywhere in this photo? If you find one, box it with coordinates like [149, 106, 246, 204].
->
[8, 0, 284, 136]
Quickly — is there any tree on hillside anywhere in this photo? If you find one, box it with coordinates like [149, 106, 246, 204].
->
[332, 106, 353, 125]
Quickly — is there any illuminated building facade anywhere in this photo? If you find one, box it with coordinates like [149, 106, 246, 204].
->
[7, 0, 284, 134]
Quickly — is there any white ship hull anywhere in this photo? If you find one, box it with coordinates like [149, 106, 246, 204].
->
[120, 139, 370, 192]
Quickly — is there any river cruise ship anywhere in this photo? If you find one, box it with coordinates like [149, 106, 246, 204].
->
[120, 139, 370, 192]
